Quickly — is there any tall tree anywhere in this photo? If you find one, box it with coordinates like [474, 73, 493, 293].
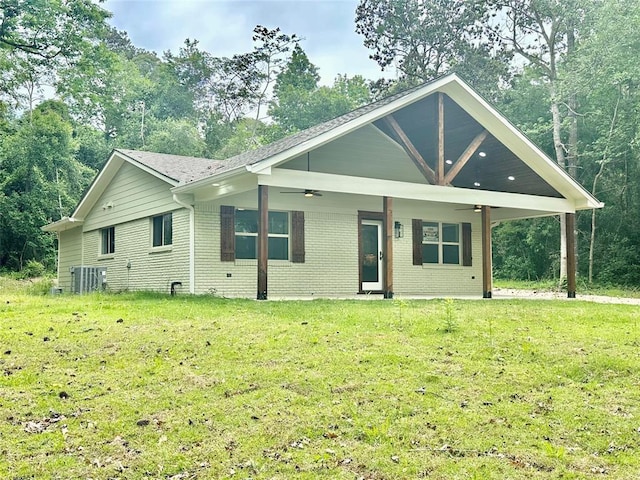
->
[355, 0, 511, 96]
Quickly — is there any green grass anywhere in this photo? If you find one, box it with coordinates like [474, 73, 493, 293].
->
[494, 278, 640, 298]
[1, 280, 639, 479]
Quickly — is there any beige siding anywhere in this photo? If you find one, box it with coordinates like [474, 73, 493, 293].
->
[82, 208, 190, 293]
[83, 162, 177, 232]
[193, 192, 483, 298]
[57, 227, 83, 292]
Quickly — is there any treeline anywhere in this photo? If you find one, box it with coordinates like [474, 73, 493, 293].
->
[1, 0, 640, 287]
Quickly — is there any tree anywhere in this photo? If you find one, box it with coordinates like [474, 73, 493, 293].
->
[355, 0, 511, 96]
[269, 45, 371, 136]
[0, 101, 92, 270]
[0, 0, 109, 59]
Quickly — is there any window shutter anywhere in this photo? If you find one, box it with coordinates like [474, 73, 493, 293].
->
[220, 205, 235, 262]
[291, 211, 305, 263]
[462, 222, 472, 266]
[412, 219, 423, 265]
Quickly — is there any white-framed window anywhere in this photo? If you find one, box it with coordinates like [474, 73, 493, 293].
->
[234, 209, 289, 260]
[152, 213, 172, 247]
[422, 222, 460, 265]
[100, 226, 115, 254]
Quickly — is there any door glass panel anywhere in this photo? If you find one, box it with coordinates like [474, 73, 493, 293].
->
[362, 224, 379, 283]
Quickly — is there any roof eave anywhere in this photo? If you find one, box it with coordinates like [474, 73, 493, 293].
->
[171, 165, 250, 194]
[41, 217, 84, 233]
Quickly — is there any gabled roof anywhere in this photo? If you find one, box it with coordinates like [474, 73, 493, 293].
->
[174, 73, 601, 211]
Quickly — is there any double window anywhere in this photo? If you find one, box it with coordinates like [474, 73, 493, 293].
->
[152, 213, 173, 247]
[100, 226, 115, 255]
[235, 209, 289, 260]
[413, 219, 471, 266]
[422, 222, 460, 264]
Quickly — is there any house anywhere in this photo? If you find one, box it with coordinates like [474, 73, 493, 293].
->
[43, 74, 602, 299]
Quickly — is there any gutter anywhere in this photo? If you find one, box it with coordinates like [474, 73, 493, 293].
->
[172, 194, 195, 294]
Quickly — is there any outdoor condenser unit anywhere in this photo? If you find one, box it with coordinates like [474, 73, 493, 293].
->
[70, 266, 107, 294]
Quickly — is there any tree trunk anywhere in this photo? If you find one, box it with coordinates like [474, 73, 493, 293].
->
[550, 82, 567, 283]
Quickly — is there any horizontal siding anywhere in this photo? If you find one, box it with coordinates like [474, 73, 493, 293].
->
[193, 196, 483, 298]
[83, 162, 178, 232]
[57, 227, 83, 292]
[82, 208, 190, 293]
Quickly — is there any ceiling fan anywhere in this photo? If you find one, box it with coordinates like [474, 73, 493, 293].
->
[280, 152, 322, 197]
[281, 189, 323, 197]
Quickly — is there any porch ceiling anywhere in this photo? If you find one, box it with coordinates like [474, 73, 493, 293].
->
[373, 94, 563, 198]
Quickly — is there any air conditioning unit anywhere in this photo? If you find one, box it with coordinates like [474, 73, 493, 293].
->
[70, 266, 107, 294]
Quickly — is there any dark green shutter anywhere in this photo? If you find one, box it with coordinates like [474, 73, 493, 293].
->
[220, 205, 235, 262]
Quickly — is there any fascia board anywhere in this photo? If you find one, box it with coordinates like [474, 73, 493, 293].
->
[41, 216, 84, 232]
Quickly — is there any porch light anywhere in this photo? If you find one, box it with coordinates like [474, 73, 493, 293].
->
[394, 221, 404, 238]
[478, 151, 487, 158]
[304, 191, 314, 197]
[212, 183, 221, 186]
[507, 175, 515, 181]
[474, 205, 482, 213]
[474, 181, 481, 187]
[445, 159, 453, 165]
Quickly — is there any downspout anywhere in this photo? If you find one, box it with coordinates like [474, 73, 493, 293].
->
[173, 194, 195, 294]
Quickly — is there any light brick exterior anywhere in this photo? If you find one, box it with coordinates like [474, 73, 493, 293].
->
[193, 195, 483, 298]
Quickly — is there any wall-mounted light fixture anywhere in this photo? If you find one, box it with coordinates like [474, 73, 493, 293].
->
[394, 221, 404, 238]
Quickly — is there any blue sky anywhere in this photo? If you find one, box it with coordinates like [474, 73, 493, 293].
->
[103, 0, 394, 85]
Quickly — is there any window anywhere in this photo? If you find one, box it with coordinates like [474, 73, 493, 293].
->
[101, 226, 115, 254]
[422, 222, 460, 265]
[234, 209, 289, 260]
[152, 213, 172, 247]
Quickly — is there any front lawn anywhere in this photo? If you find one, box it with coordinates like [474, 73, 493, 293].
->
[1, 285, 638, 478]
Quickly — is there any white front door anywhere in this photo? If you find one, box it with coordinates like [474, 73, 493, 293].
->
[361, 220, 383, 291]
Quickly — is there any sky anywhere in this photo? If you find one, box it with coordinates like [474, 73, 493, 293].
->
[102, 0, 395, 85]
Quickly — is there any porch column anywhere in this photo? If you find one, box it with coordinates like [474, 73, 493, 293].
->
[383, 196, 393, 299]
[481, 205, 492, 298]
[257, 185, 268, 300]
[566, 213, 577, 298]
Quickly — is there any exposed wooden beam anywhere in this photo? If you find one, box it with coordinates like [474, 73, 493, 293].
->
[566, 213, 576, 298]
[481, 205, 492, 298]
[383, 196, 393, 299]
[438, 93, 445, 185]
[257, 185, 268, 300]
[383, 115, 436, 185]
[444, 130, 489, 185]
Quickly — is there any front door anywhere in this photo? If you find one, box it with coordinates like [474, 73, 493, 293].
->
[360, 220, 383, 291]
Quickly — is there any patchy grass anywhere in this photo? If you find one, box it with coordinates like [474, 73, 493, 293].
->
[1, 286, 639, 479]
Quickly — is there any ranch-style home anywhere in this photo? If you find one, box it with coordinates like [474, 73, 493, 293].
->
[43, 74, 602, 299]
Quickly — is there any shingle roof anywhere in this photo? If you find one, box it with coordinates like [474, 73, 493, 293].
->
[115, 149, 223, 184]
